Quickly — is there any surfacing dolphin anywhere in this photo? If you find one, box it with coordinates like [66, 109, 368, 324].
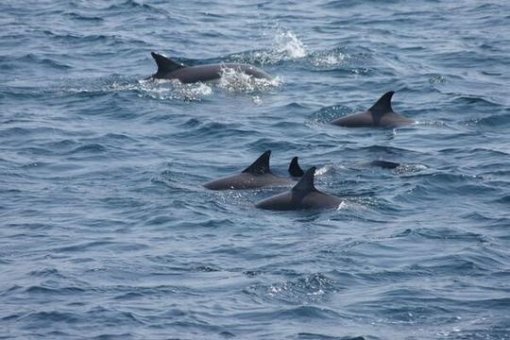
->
[203, 150, 303, 190]
[370, 160, 400, 169]
[331, 91, 414, 128]
[150, 52, 272, 83]
[255, 167, 342, 211]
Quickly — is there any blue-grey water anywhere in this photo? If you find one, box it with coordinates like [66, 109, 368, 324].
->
[1, 1, 509, 339]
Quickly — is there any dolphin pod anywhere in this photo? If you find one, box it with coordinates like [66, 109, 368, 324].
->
[255, 167, 343, 211]
[331, 91, 414, 128]
[147, 51, 413, 211]
[150, 52, 272, 83]
[203, 150, 303, 190]
[204, 151, 400, 210]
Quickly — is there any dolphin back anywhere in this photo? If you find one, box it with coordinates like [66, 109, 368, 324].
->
[255, 166, 342, 210]
[150, 51, 271, 82]
[331, 91, 413, 128]
[203, 150, 294, 190]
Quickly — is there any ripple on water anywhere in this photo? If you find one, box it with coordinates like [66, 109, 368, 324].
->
[245, 272, 339, 305]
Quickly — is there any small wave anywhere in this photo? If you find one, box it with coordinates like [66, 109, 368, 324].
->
[20, 310, 79, 323]
[463, 113, 510, 128]
[170, 120, 252, 144]
[13, 53, 72, 70]
[492, 195, 510, 205]
[104, 0, 161, 13]
[346, 145, 416, 155]
[67, 143, 107, 155]
[277, 305, 342, 320]
[28, 268, 63, 278]
[439, 328, 510, 340]
[246, 272, 338, 305]
[451, 95, 503, 108]
[412, 252, 503, 275]
[392, 227, 488, 242]
[298, 334, 366, 340]
[25, 286, 85, 295]
[42, 30, 133, 45]
[65, 12, 104, 22]
[309, 104, 352, 124]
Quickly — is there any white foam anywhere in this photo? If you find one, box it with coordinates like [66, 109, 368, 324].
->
[109, 78, 213, 101]
[218, 66, 281, 94]
[273, 30, 307, 59]
[240, 29, 307, 65]
[336, 201, 348, 211]
[311, 52, 347, 67]
[314, 165, 333, 176]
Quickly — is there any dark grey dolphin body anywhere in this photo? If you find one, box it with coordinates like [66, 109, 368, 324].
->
[203, 151, 303, 190]
[370, 160, 400, 169]
[150, 52, 272, 83]
[331, 91, 414, 128]
[255, 167, 342, 211]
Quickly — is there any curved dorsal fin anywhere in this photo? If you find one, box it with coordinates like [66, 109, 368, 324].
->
[368, 91, 395, 117]
[242, 150, 271, 175]
[288, 157, 304, 177]
[151, 52, 185, 76]
[292, 167, 317, 193]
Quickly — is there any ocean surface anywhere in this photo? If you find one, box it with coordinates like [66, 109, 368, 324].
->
[1, 1, 509, 339]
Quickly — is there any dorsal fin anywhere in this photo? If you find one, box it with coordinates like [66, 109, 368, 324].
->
[288, 157, 304, 177]
[242, 150, 271, 175]
[151, 52, 185, 76]
[292, 167, 317, 193]
[368, 91, 395, 117]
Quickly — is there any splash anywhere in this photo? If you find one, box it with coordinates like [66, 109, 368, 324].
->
[217, 66, 281, 94]
[310, 50, 347, 68]
[273, 30, 307, 59]
[236, 29, 308, 65]
[66, 78, 213, 102]
[134, 79, 213, 101]
[314, 165, 334, 176]
[336, 201, 348, 211]
[394, 163, 428, 175]
[177, 82, 213, 101]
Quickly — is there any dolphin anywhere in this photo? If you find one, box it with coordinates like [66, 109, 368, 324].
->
[150, 52, 272, 83]
[255, 167, 342, 210]
[203, 151, 303, 190]
[370, 160, 400, 169]
[331, 91, 414, 128]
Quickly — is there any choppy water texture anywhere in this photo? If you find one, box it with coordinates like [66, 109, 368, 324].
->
[1, 1, 509, 339]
